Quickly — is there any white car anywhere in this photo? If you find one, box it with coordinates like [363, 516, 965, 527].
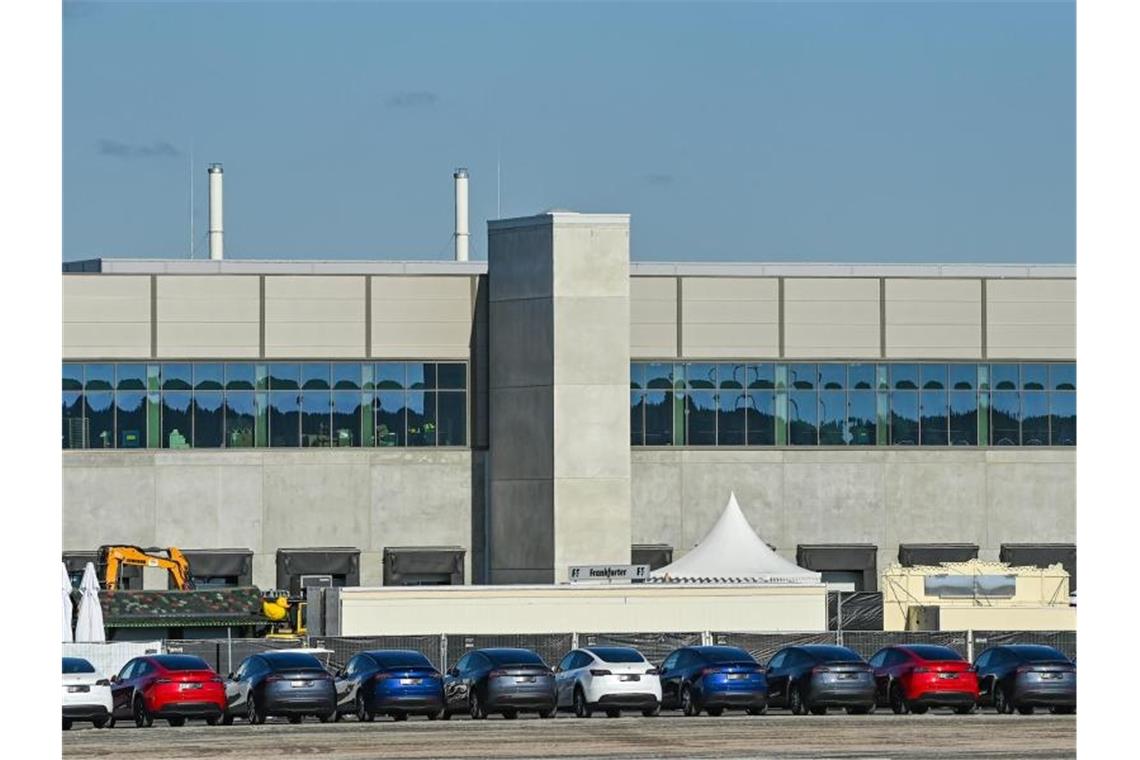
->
[62, 657, 112, 730]
[554, 646, 662, 718]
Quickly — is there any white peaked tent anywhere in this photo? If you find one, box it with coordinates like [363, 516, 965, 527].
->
[651, 492, 821, 584]
[62, 562, 74, 643]
[75, 562, 106, 643]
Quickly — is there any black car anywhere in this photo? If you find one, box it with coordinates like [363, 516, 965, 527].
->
[973, 645, 1076, 715]
[658, 646, 768, 716]
[223, 651, 337, 724]
[442, 648, 556, 719]
[334, 650, 445, 721]
[764, 645, 876, 715]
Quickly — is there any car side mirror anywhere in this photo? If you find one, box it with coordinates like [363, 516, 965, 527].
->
[110, 675, 120, 684]
[553, 666, 561, 674]
[227, 672, 236, 681]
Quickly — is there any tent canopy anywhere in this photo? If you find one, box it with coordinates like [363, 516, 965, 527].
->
[651, 492, 821, 584]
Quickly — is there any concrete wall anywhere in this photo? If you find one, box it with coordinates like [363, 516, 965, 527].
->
[63, 275, 151, 358]
[62, 449, 475, 588]
[630, 449, 1075, 577]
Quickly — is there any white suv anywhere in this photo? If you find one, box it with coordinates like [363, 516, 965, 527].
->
[554, 646, 662, 718]
[62, 657, 112, 730]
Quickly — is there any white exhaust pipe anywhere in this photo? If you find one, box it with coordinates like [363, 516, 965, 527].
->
[454, 168, 469, 262]
[208, 163, 224, 260]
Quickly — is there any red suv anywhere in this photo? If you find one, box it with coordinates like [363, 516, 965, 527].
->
[868, 645, 979, 714]
[109, 654, 226, 727]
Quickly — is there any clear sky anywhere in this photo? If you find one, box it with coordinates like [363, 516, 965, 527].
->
[63, 1, 1075, 263]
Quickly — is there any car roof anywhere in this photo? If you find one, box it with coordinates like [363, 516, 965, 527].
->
[897, 644, 964, 660]
[259, 651, 324, 667]
[477, 647, 536, 656]
[362, 650, 432, 663]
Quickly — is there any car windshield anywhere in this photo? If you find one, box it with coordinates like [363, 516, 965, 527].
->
[264, 653, 324, 670]
[1011, 646, 1069, 662]
[485, 649, 543, 666]
[589, 647, 645, 664]
[153, 655, 210, 671]
[371, 651, 432, 668]
[906, 645, 963, 661]
[63, 657, 95, 674]
[805, 646, 862, 662]
[700, 647, 755, 664]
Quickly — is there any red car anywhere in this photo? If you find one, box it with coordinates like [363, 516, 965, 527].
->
[108, 654, 226, 727]
[868, 645, 979, 714]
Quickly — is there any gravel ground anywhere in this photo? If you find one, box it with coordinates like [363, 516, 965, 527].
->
[62, 710, 1075, 759]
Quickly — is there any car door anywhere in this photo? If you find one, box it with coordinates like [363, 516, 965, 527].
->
[973, 650, 995, 703]
[765, 650, 789, 703]
[336, 656, 362, 713]
[868, 650, 889, 704]
[226, 658, 253, 712]
[444, 654, 472, 710]
[132, 660, 156, 703]
[554, 652, 578, 707]
[658, 651, 682, 708]
[111, 659, 138, 718]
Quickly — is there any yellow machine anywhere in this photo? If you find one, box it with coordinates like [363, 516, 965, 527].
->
[97, 545, 194, 591]
[261, 591, 307, 637]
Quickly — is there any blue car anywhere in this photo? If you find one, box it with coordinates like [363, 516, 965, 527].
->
[973, 645, 1076, 715]
[659, 646, 767, 716]
[334, 650, 444, 721]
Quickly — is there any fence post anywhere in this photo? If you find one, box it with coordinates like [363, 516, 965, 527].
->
[966, 630, 973, 663]
[440, 633, 448, 671]
[702, 631, 712, 646]
[571, 632, 579, 650]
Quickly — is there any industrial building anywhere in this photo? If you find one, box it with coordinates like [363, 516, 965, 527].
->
[62, 167, 1076, 594]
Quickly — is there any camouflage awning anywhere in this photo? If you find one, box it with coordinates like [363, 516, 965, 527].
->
[101, 586, 265, 628]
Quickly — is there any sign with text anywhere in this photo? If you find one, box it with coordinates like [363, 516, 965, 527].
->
[568, 564, 650, 584]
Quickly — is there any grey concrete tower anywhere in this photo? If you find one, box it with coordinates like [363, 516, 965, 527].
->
[487, 212, 632, 583]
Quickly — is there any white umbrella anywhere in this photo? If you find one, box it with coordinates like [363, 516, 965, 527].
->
[74, 562, 106, 643]
[61, 562, 74, 643]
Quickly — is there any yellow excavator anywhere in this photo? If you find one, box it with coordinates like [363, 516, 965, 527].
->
[97, 545, 195, 590]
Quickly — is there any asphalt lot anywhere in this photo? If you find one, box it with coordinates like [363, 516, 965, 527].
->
[62, 710, 1075, 759]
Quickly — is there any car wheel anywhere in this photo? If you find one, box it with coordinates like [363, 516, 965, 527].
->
[93, 717, 108, 729]
[288, 715, 303, 724]
[62, 718, 72, 731]
[246, 694, 265, 725]
[356, 693, 374, 722]
[789, 682, 808, 716]
[1016, 705, 1035, 716]
[747, 704, 768, 716]
[846, 704, 874, 715]
[909, 704, 929, 715]
[573, 686, 593, 718]
[1051, 705, 1076, 715]
[168, 717, 186, 727]
[106, 717, 116, 729]
[428, 710, 442, 721]
[681, 684, 700, 717]
[993, 685, 1013, 715]
[469, 690, 487, 720]
[206, 715, 219, 726]
[889, 683, 908, 715]
[810, 705, 828, 716]
[392, 712, 409, 722]
[439, 710, 452, 721]
[955, 704, 977, 715]
[133, 696, 153, 728]
[707, 707, 724, 717]
[642, 702, 661, 717]
[501, 709, 518, 720]
[538, 709, 554, 719]
[604, 708, 620, 718]
[319, 710, 336, 723]
[220, 714, 234, 726]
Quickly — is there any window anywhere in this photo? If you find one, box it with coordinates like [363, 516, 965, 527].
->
[767, 651, 786, 669]
[686, 391, 717, 446]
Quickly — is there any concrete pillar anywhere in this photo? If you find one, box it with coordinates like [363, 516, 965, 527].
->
[487, 212, 632, 583]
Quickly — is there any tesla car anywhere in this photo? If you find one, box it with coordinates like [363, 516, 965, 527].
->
[335, 649, 444, 721]
[868, 645, 979, 714]
[108, 654, 226, 727]
[224, 651, 337, 724]
[554, 646, 662, 718]
[442, 648, 556, 719]
[658, 645, 767, 716]
[62, 657, 112, 730]
[765, 645, 876, 715]
[973, 645, 1075, 715]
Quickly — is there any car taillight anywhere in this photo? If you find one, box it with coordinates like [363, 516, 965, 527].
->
[812, 666, 830, 674]
[589, 669, 612, 677]
[488, 670, 507, 678]
[265, 675, 282, 683]
[372, 671, 395, 680]
[1016, 665, 1032, 674]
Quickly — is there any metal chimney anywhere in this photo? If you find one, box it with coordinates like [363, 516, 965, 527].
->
[208, 163, 224, 260]
[453, 168, 469, 262]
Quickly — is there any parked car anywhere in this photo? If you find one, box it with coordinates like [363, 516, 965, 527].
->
[108, 654, 226, 727]
[442, 648, 556, 719]
[224, 651, 337, 725]
[868, 645, 979, 714]
[554, 646, 662, 718]
[764, 645, 876, 715]
[973, 645, 1076, 715]
[658, 645, 767, 716]
[334, 650, 444, 721]
[62, 657, 112, 730]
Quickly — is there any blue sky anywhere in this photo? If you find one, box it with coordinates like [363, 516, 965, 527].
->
[63, 1, 1075, 263]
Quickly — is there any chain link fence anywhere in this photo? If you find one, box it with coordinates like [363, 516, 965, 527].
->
[309, 635, 443, 672]
[972, 630, 1076, 661]
[442, 633, 574, 670]
[841, 630, 971, 659]
[164, 637, 303, 675]
[713, 632, 838, 664]
[580, 632, 703, 666]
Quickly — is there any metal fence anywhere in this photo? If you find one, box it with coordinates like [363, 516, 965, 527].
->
[73, 630, 1077, 674]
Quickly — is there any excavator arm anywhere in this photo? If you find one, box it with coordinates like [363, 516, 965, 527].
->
[97, 545, 194, 591]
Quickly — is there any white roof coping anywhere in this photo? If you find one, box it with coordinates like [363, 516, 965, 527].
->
[63, 258, 489, 276]
[630, 262, 1075, 279]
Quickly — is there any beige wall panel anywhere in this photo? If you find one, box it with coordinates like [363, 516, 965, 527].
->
[683, 323, 779, 358]
[63, 276, 151, 358]
[885, 278, 981, 359]
[372, 276, 473, 359]
[156, 275, 260, 357]
[987, 279, 1075, 359]
[631, 324, 676, 359]
[682, 277, 777, 301]
[784, 278, 878, 359]
[680, 277, 778, 357]
[265, 276, 366, 357]
[631, 277, 678, 358]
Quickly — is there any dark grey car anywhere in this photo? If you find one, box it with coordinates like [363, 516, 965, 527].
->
[224, 651, 337, 724]
[974, 645, 1076, 715]
[442, 648, 556, 719]
[765, 645, 876, 715]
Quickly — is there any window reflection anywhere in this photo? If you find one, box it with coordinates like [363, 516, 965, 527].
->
[63, 392, 83, 449]
[193, 391, 224, 447]
[1021, 392, 1049, 446]
[437, 392, 466, 446]
[85, 391, 114, 448]
[949, 391, 978, 446]
[162, 391, 192, 449]
[819, 391, 845, 444]
[630, 391, 645, 446]
[406, 391, 436, 446]
[376, 391, 405, 446]
[788, 364, 816, 391]
[919, 390, 948, 446]
[225, 392, 257, 448]
[332, 392, 363, 447]
[746, 393, 776, 446]
[301, 391, 331, 447]
[687, 391, 717, 445]
[991, 391, 1020, 446]
[788, 390, 818, 445]
[644, 390, 674, 445]
[847, 391, 876, 445]
[116, 391, 146, 448]
[890, 391, 919, 445]
[269, 391, 300, 447]
[1050, 392, 1076, 445]
[717, 391, 746, 445]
